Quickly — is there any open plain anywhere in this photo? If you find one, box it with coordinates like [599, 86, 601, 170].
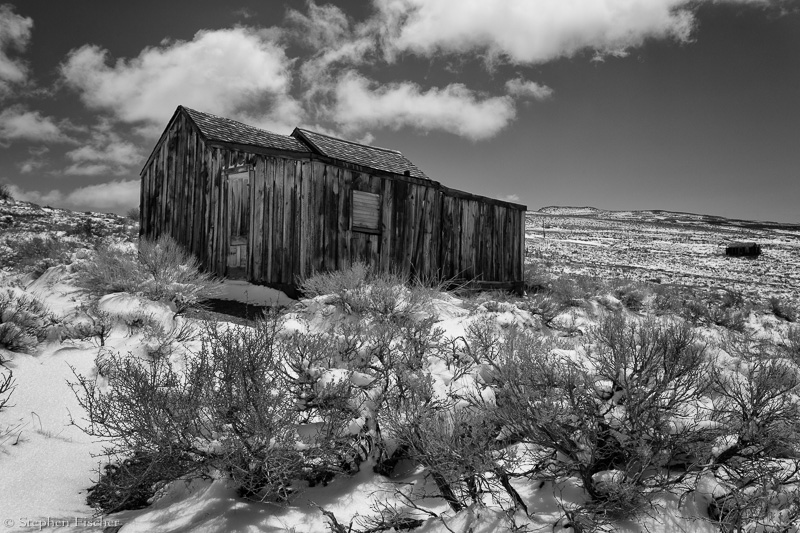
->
[526, 206, 800, 302]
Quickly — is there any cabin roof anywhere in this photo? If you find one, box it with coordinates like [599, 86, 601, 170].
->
[292, 128, 429, 179]
[182, 106, 310, 154]
[179, 106, 429, 179]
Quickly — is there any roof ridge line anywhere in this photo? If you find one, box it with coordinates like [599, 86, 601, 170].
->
[296, 128, 402, 154]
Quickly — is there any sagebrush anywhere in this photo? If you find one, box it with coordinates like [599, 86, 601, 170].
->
[0, 288, 57, 352]
[75, 235, 220, 313]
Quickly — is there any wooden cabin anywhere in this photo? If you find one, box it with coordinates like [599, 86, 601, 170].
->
[725, 241, 761, 257]
[140, 106, 526, 293]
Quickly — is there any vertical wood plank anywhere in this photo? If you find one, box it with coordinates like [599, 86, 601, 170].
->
[187, 124, 198, 253]
[311, 162, 326, 274]
[220, 149, 230, 277]
[378, 178, 393, 271]
[177, 118, 188, 244]
[251, 157, 264, 281]
[281, 159, 292, 284]
[337, 168, 350, 272]
[292, 160, 303, 283]
[306, 161, 318, 275]
[440, 195, 452, 280]
[429, 189, 442, 280]
[264, 158, 274, 283]
[458, 199, 469, 279]
[421, 186, 435, 280]
[325, 168, 339, 271]
[273, 158, 285, 283]
[199, 141, 210, 269]
[209, 147, 222, 275]
[158, 141, 166, 237]
[299, 160, 309, 279]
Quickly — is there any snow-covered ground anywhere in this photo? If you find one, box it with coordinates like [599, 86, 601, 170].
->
[1, 201, 799, 532]
[2, 263, 796, 532]
[528, 208, 800, 301]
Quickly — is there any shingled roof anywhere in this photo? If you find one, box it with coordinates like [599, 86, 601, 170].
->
[182, 106, 310, 154]
[292, 128, 428, 179]
[178, 106, 428, 179]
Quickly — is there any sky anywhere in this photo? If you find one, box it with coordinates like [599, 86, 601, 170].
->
[0, 0, 798, 223]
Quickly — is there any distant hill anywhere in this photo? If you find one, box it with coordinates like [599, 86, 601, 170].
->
[535, 206, 800, 231]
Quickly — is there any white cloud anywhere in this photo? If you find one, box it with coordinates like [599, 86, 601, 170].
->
[19, 159, 44, 174]
[331, 72, 516, 140]
[0, 4, 33, 98]
[0, 106, 74, 145]
[17, 146, 49, 174]
[288, 1, 378, 106]
[8, 180, 139, 214]
[499, 194, 520, 203]
[65, 136, 141, 176]
[233, 8, 255, 20]
[373, 0, 698, 64]
[505, 78, 554, 100]
[59, 27, 302, 135]
[288, 2, 352, 51]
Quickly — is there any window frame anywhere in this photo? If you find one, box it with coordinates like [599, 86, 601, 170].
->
[351, 190, 381, 235]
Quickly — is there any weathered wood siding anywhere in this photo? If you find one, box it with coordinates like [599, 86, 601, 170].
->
[141, 110, 525, 287]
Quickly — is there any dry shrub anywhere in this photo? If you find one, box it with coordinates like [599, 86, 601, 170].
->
[75, 235, 220, 313]
[0, 288, 57, 352]
[769, 296, 797, 322]
[86, 450, 195, 514]
[2, 235, 75, 275]
[523, 260, 550, 292]
[300, 262, 433, 318]
[0, 367, 13, 413]
[481, 315, 712, 522]
[610, 282, 647, 312]
[69, 310, 377, 512]
[706, 343, 800, 532]
[783, 325, 800, 363]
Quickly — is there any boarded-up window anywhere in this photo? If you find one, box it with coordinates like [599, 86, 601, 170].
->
[352, 190, 380, 233]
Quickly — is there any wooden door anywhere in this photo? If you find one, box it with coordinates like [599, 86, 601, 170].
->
[226, 170, 251, 278]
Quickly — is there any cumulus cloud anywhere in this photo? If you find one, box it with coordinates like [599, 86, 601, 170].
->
[63, 121, 142, 175]
[7, 179, 139, 214]
[331, 72, 516, 140]
[65, 140, 140, 176]
[505, 78, 554, 100]
[0, 106, 74, 145]
[373, 0, 698, 64]
[288, 1, 378, 105]
[499, 194, 521, 203]
[59, 27, 302, 134]
[0, 4, 33, 98]
[18, 146, 49, 173]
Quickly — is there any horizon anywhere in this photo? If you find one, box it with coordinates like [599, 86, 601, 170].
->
[0, 1, 798, 223]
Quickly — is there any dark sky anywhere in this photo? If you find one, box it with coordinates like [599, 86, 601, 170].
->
[1, 1, 798, 222]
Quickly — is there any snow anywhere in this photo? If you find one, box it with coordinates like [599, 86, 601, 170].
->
[0, 282, 770, 532]
[2, 208, 799, 531]
[0, 345, 105, 530]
